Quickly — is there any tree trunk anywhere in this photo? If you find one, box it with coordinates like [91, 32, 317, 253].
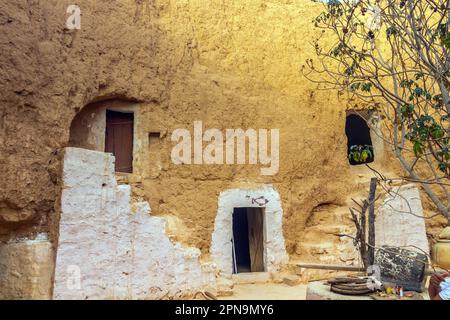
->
[396, 150, 450, 221]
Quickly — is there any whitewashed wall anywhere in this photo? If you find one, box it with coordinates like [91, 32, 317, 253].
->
[53, 148, 216, 299]
[376, 184, 429, 255]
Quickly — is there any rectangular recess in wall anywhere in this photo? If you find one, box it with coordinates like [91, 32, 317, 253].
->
[148, 132, 162, 178]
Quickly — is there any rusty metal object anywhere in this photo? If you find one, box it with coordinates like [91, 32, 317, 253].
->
[375, 246, 427, 292]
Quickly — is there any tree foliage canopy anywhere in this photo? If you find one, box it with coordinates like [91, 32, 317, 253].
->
[304, 0, 450, 218]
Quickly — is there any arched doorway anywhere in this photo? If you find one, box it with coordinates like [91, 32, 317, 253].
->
[68, 100, 137, 173]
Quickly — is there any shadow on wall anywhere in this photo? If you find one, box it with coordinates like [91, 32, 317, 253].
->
[69, 99, 138, 151]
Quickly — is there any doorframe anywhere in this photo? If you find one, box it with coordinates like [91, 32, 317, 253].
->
[105, 110, 135, 173]
[211, 186, 288, 276]
[231, 207, 266, 274]
[103, 103, 139, 175]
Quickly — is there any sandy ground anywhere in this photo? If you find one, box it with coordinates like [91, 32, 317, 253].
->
[219, 283, 307, 300]
[218, 282, 430, 300]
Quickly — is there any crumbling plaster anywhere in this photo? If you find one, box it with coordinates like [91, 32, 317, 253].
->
[1, 0, 446, 299]
[376, 184, 430, 255]
[54, 148, 216, 299]
[0, 234, 53, 299]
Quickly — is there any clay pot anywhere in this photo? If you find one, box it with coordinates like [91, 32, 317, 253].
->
[432, 226, 450, 270]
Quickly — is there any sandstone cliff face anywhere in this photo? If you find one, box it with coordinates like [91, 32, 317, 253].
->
[0, 0, 407, 259]
[0, 0, 176, 241]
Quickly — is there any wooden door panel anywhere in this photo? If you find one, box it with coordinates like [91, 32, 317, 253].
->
[247, 208, 265, 272]
[105, 111, 133, 173]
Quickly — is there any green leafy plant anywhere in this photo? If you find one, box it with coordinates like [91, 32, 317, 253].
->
[304, 0, 450, 219]
[349, 145, 374, 163]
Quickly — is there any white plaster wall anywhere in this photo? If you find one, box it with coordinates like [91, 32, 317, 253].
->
[376, 184, 429, 255]
[211, 187, 288, 276]
[368, 114, 385, 163]
[54, 147, 216, 300]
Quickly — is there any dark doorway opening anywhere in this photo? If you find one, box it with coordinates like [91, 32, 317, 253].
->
[105, 110, 134, 173]
[232, 207, 265, 274]
[345, 113, 374, 165]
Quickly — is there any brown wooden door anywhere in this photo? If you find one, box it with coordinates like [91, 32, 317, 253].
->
[105, 110, 134, 173]
[247, 208, 265, 272]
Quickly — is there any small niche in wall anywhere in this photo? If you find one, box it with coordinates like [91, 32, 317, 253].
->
[148, 132, 162, 178]
[149, 132, 161, 142]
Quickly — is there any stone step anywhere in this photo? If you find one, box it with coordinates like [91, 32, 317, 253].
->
[297, 242, 336, 255]
[306, 211, 351, 226]
[231, 272, 272, 284]
[303, 224, 354, 236]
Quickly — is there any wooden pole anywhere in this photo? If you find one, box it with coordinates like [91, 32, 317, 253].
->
[295, 263, 365, 272]
[294, 262, 445, 275]
[231, 234, 237, 274]
[367, 178, 377, 266]
[360, 206, 367, 268]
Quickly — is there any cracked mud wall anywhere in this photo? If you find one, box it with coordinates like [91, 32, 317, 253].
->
[3, 0, 443, 298]
[0, 235, 53, 299]
[0, 0, 368, 251]
[121, 0, 402, 257]
[0, 0, 178, 242]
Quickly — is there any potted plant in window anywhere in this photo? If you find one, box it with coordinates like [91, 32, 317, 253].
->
[348, 145, 374, 164]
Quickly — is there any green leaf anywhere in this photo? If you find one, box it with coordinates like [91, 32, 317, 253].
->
[386, 26, 398, 37]
[401, 103, 414, 116]
[431, 124, 445, 139]
[361, 83, 372, 92]
[438, 162, 448, 173]
[345, 67, 354, 76]
[400, 79, 414, 88]
[414, 87, 424, 96]
[349, 83, 360, 91]
[361, 151, 369, 162]
[443, 34, 450, 49]
[413, 141, 424, 157]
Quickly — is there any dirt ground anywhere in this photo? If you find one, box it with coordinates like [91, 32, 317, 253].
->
[219, 282, 431, 300]
[219, 283, 307, 300]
